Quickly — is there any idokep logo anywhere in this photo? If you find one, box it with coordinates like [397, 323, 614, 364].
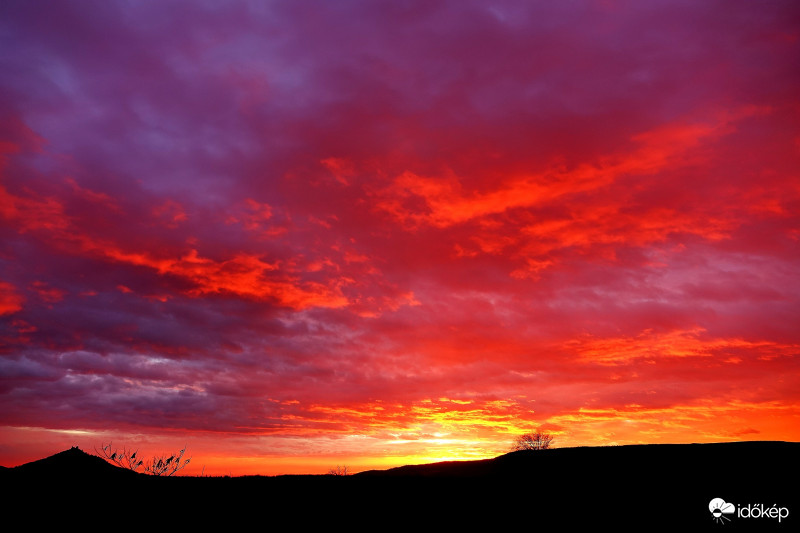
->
[709, 497, 790, 525]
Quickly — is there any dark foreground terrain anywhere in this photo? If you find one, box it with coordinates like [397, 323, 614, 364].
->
[2, 441, 797, 529]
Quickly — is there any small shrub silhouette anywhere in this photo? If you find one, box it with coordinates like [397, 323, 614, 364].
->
[96, 442, 191, 476]
[327, 465, 349, 476]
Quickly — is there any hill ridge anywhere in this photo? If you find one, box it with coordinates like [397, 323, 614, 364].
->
[1, 441, 796, 528]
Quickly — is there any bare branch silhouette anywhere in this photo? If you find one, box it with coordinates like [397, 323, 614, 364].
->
[95, 442, 144, 472]
[327, 465, 349, 476]
[95, 442, 190, 476]
[512, 431, 554, 451]
[143, 445, 191, 476]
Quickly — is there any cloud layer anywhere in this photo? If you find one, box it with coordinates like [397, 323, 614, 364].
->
[1, 0, 799, 474]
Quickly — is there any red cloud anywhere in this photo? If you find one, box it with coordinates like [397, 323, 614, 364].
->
[0, 281, 24, 315]
[371, 113, 750, 230]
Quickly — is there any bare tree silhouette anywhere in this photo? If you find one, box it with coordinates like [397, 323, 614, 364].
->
[512, 431, 554, 451]
[96, 442, 190, 476]
[327, 465, 349, 476]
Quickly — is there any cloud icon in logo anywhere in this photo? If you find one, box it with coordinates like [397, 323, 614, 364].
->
[709, 498, 736, 523]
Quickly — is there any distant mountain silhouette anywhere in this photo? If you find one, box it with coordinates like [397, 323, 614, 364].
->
[3, 441, 796, 528]
[4, 446, 140, 481]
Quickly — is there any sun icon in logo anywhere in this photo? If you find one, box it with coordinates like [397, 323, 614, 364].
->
[709, 498, 736, 524]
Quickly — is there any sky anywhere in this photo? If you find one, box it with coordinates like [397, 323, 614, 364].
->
[1, 0, 799, 476]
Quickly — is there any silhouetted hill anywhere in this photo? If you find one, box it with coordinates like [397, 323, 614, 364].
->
[3, 441, 796, 529]
[360, 440, 797, 478]
[4, 446, 140, 481]
[353, 441, 797, 527]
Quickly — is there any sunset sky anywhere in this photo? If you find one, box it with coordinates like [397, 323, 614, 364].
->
[1, 0, 799, 475]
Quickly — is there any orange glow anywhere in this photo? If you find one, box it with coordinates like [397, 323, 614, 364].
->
[570, 327, 799, 365]
[545, 400, 800, 447]
[4, 396, 798, 476]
